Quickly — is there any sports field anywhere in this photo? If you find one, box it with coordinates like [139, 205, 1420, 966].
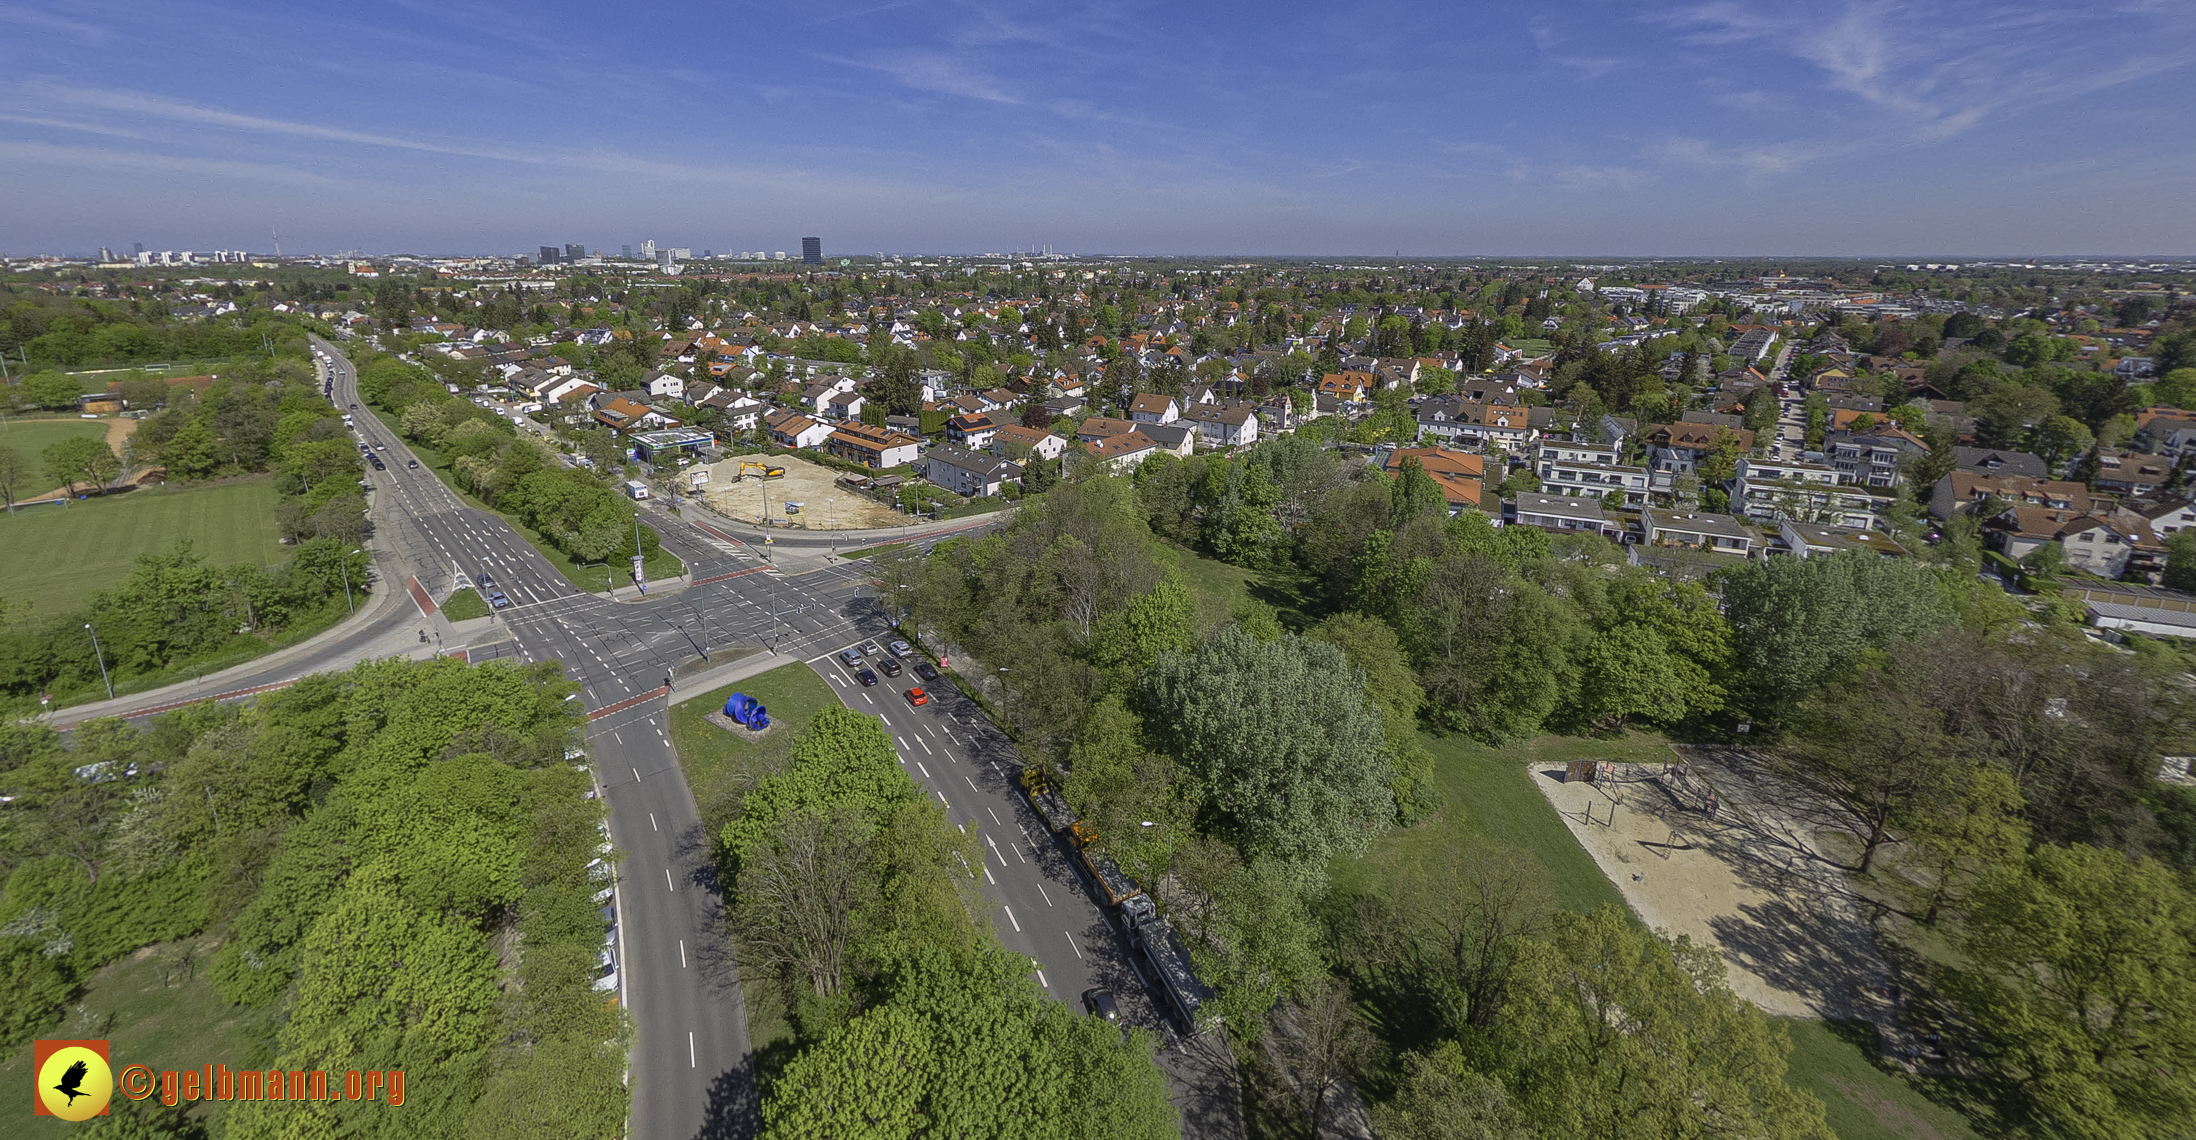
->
[0, 477, 288, 614]
[0, 418, 116, 499]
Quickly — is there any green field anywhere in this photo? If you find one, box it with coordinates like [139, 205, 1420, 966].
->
[0, 476, 287, 614]
[665, 663, 841, 1065]
[1780, 1019, 1982, 1140]
[441, 587, 491, 621]
[0, 417, 116, 497]
[0, 933, 279, 1138]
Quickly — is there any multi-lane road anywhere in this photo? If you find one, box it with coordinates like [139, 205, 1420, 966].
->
[51, 334, 1227, 1138]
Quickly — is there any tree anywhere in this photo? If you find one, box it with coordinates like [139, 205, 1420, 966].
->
[18, 371, 84, 409]
[2166, 529, 2196, 593]
[158, 416, 218, 480]
[1139, 629, 1394, 884]
[1174, 839, 1324, 1037]
[43, 435, 121, 497]
[761, 1003, 934, 1140]
[1718, 550, 1952, 718]
[2151, 367, 2196, 411]
[734, 805, 876, 999]
[2029, 414, 2094, 471]
[1376, 1045, 1533, 1140]
[1267, 980, 1377, 1137]
[1778, 655, 1969, 873]
[719, 705, 913, 865]
[1492, 906, 1834, 1140]
[1573, 624, 1690, 731]
[0, 445, 26, 511]
[1949, 844, 2196, 1139]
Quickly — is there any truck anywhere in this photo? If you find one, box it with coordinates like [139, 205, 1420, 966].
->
[1130, 916, 1215, 1033]
[622, 480, 650, 501]
[1020, 768, 1080, 835]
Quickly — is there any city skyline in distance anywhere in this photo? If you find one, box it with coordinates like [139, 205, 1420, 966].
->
[4, 0, 2194, 258]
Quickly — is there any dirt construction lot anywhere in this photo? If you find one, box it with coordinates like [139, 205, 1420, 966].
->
[697, 452, 899, 530]
[1535, 747, 1890, 1020]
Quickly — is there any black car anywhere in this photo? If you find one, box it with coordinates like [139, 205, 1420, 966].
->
[912, 661, 939, 682]
[479, 574, 496, 590]
[406, 459, 419, 469]
[1082, 989, 1119, 1022]
[856, 667, 878, 687]
[879, 658, 902, 677]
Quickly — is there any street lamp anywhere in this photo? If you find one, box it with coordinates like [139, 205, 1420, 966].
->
[579, 561, 613, 592]
[84, 623, 114, 700]
[338, 548, 362, 616]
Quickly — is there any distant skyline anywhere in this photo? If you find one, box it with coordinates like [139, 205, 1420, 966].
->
[4, 1, 2194, 257]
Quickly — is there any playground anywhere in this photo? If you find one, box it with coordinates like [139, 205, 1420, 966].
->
[696, 452, 900, 530]
[1534, 746, 1891, 1020]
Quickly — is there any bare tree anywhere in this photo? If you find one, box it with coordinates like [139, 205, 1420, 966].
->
[0, 445, 25, 512]
[732, 807, 875, 999]
[1267, 980, 1377, 1138]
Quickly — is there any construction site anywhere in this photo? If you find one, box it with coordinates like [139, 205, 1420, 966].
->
[694, 452, 902, 530]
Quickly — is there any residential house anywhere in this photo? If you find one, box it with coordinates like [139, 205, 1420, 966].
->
[923, 443, 1016, 497]
[1639, 508, 1759, 555]
[2126, 498, 2196, 538]
[766, 410, 833, 450]
[1775, 520, 1907, 558]
[1318, 372, 1373, 404]
[643, 371, 685, 401]
[1416, 400, 1535, 454]
[1179, 402, 1260, 449]
[947, 413, 1000, 449]
[1643, 422, 1756, 477]
[708, 393, 767, 434]
[1128, 393, 1180, 424]
[2134, 409, 2196, 458]
[1075, 416, 1141, 443]
[822, 389, 867, 423]
[594, 396, 676, 434]
[1382, 447, 1485, 515]
[1534, 441, 1654, 506]
[1734, 458, 1877, 529]
[1083, 431, 1160, 471]
[1138, 422, 1199, 457]
[1952, 447, 2048, 478]
[1822, 428, 1925, 488]
[826, 422, 922, 469]
[991, 425, 1067, 462]
[2092, 450, 2174, 496]
[1511, 491, 1618, 538]
[1986, 506, 2164, 580]
[1929, 471, 2091, 520]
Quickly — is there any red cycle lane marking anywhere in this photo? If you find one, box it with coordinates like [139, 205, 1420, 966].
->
[406, 576, 437, 616]
[587, 686, 670, 722]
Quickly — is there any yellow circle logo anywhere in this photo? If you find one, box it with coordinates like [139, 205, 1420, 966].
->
[38, 1046, 112, 1121]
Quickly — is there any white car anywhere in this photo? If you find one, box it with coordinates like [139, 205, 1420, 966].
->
[592, 947, 619, 993]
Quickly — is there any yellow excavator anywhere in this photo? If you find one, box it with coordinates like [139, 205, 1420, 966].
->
[733, 461, 787, 482]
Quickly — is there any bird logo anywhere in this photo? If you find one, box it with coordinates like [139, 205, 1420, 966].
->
[35, 1042, 113, 1120]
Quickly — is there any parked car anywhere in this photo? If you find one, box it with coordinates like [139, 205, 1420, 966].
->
[856, 667, 878, 687]
[912, 661, 939, 682]
[879, 658, 902, 677]
[592, 948, 619, 993]
[904, 686, 929, 707]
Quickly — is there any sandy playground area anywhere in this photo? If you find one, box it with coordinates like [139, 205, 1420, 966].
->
[696, 452, 900, 530]
[1535, 746, 1891, 1020]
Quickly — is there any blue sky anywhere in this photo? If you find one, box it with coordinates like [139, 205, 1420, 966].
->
[4, 0, 2194, 256]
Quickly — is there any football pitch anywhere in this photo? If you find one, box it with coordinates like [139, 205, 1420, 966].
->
[0, 477, 288, 615]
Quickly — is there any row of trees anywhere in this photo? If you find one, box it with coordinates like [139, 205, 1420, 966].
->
[720, 704, 1180, 1138]
[1, 658, 626, 1139]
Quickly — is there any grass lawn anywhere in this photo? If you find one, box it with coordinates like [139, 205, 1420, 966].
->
[1329, 730, 1656, 918]
[0, 933, 279, 1138]
[0, 417, 114, 496]
[441, 587, 491, 621]
[664, 662, 841, 1068]
[1779, 1019, 1981, 1140]
[374, 410, 684, 591]
[0, 476, 288, 614]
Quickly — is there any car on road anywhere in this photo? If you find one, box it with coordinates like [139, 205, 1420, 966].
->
[488, 591, 511, 609]
[1082, 989, 1119, 1021]
[879, 657, 902, 677]
[912, 661, 939, 682]
[349, 402, 358, 409]
[856, 667, 879, 686]
[888, 639, 912, 657]
[480, 574, 496, 589]
[373, 441, 386, 450]
[860, 639, 883, 656]
[407, 459, 419, 469]
[904, 686, 928, 707]
[839, 648, 864, 668]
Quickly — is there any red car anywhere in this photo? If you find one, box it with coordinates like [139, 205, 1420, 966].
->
[904, 687, 929, 707]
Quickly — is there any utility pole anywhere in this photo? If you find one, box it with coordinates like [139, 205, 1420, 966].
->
[84, 623, 114, 700]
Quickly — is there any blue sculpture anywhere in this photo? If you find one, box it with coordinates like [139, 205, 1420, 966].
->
[723, 692, 770, 731]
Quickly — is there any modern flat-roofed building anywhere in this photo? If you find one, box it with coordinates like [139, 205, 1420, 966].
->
[802, 237, 823, 265]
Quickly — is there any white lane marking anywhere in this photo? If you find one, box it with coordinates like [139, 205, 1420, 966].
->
[864, 693, 875, 705]
[917, 762, 930, 778]
[689, 1032, 696, 1069]
[1003, 905, 1021, 932]
[986, 835, 1007, 866]
[918, 736, 933, 754]
[633, 768, 642, 783]
[986, 807, 1001, 825]
[965, 775, 980, 794]
[1066, 931, 1082, 959]
[897, 736, 908, 749]
[665, 868, 675, 891]
[679, 939, 687, 967]
[1036, 969, 1048, 987]
[984, 866, 996, 885]
[935, 790, 948, 806]
[649, 813, 658, 831]
[992, 762, 1001, 775]
[1037, 881, 1053, 906]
